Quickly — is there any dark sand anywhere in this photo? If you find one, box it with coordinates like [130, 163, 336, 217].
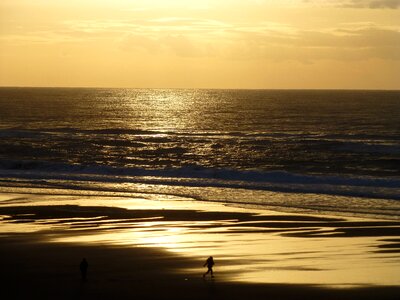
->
[2, 234, 400, 300]
[1, 193, 400, 299]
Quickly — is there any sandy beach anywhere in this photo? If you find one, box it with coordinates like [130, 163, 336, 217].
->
[2, 0, 400, 295]
[1, 191, 400, 299]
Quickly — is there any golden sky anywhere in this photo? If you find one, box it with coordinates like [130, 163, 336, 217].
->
[1, 0, 399, 89]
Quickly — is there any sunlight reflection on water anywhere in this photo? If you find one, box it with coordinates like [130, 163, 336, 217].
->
[2, 193, 398, 287]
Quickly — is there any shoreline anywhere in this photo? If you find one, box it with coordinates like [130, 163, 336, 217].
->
[1, 191, 400, 299]
[1, 185, 399, 222]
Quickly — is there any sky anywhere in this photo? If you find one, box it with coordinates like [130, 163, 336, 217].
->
[0, 0, 399, 89]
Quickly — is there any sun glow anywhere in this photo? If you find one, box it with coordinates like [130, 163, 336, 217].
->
[1, 0, 399, 88]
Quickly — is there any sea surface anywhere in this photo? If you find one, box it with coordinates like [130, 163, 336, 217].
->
[0, 88, 399, 219]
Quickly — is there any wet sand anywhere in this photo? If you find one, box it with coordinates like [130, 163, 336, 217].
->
[1, 192, 400, 299]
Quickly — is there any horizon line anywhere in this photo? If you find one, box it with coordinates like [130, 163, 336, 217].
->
[1, 85, 399, 92]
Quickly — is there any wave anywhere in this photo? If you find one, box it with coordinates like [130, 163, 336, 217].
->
[0, 129, 51, 139]
[0, 127, 159, 137]
[2, 127, 399, 140]
[337, 142, 400, 155]
[1, 159, 399, 201]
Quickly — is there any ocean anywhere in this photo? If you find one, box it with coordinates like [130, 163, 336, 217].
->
[1, 88, 399, 219]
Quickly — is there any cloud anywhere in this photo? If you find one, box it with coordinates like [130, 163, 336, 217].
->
[3, 15, 399, 63]
[305, 0, 400, 9]
[344, 0, 400, 8]
[224, 24, 400, 62]
[115, 19, 297, 58]
[59, 17, 232, 38]
[119, 33, 210, 57]
[368, 0, 400, 8]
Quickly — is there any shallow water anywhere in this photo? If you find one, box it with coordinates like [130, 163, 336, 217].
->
[1, 192, 399, 287]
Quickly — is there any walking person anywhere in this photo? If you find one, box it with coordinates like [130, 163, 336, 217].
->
[80, 258, 89, 281]
[203, 256, 215, 278]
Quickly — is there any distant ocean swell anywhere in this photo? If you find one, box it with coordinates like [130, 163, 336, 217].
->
[1, 128, 399, 178]
[2, 127, 399, 143]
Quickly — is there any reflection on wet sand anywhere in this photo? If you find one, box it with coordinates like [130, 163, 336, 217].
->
[1, 193, 400, 287]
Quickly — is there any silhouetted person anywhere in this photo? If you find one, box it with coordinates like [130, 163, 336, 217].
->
[203, 256, 214, 278]
[80, 258, 88, 281]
